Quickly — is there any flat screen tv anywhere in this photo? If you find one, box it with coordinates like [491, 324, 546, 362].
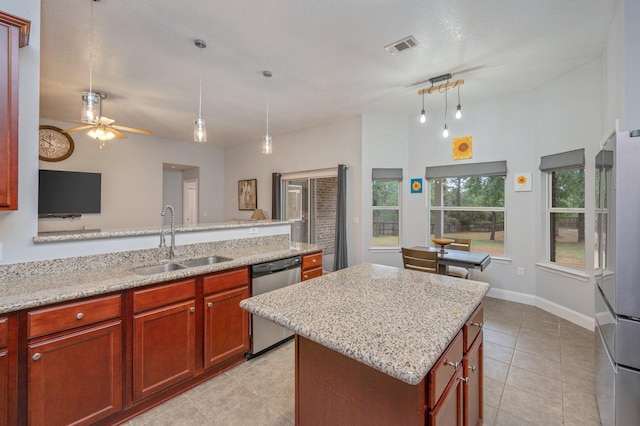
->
[38, 170, 102, 216]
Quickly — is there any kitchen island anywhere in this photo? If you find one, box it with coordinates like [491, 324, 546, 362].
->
[241, 263, 490, 425]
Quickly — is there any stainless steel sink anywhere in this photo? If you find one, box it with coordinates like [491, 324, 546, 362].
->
[132, 262, 188, 275]
[179, 255, 232, 268]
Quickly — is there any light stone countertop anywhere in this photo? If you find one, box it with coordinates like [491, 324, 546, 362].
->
[240, 263, 490, 385]
[0, 238, 320, 314]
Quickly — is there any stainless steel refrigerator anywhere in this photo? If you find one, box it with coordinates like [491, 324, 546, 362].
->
[595, 129, 640, 426]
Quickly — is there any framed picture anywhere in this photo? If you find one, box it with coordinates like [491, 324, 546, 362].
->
[238, 179, 257, 210]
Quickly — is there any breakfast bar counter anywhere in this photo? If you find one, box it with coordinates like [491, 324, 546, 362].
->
[241, 263, 490, 425]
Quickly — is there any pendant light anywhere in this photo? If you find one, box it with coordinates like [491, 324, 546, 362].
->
[419, 92, 426, 124]
[442, 82, 449, 138]
[262, 70, 273, 155]
[193, 39, 207, 142]
[80, 0, 100, 124]
[455, 84, 462, 119]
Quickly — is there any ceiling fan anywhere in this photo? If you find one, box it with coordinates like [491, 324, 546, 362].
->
[63, 116, 152, 141]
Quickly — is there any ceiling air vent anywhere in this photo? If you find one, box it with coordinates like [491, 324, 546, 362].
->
[384, 36, 419, 55]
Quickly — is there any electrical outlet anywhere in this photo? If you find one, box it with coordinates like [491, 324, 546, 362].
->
[517, 267, 524, 276]
[249, 227, 259, 234]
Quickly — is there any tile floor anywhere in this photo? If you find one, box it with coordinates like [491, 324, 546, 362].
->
[124, 297, 601, 425]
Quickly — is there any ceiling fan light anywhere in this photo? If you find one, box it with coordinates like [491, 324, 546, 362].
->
[262, 134, 273, 155]
[81, 92, 100, 124]
[194, 118, 207, 143]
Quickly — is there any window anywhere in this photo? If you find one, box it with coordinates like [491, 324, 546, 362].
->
[540, 149, 585, 270]
[372, 168, 402, 247]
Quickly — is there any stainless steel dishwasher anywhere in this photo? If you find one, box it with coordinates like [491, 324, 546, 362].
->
[248, 256, 301, 358]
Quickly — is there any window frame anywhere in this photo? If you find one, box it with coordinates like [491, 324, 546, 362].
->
[371, 169, 402, 250]
[427, 176, 506, 257]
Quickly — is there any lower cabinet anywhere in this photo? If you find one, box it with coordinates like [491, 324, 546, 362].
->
[429, 367, 464, 426]
[428, 330, 464, 426]
[0, 316, 9, 426]
[301, 252, 323, 281]
[26, 295, 123, 426]
[463, 331, 482, 426]
[132, 279, 196, 401]
[203, 269, 250, 369]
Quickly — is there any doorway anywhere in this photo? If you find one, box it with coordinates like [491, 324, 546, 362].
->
[183, 179, 198, 226]
[162, 164, 199, 225]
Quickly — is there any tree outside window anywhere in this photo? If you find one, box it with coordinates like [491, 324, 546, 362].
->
[548, 168, 585, 269]
[429, 176, 505, 255]
[372, 177, 401, 247]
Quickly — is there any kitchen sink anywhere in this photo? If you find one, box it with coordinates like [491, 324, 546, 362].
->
[132, 262, 188, 275]
[179, 255, 232, 268]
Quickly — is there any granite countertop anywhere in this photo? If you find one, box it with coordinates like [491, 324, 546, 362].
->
[240, 263, 490, 385]
[0, 240, 320, 314]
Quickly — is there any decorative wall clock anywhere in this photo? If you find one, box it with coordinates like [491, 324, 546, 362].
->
[39, 125, 75, 162]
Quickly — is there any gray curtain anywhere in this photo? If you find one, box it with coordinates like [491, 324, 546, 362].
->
[271, 173, 281, 220]
[334, 164, 348, 271]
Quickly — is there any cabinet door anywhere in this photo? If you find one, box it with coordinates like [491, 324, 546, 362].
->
[0, 349, 7, 426]
[132, 300, 196, 401]
[204, 286, 249, 369]
[429, 367, 463, 426]
[302, 267, 323, 281]
[27, 321, 123, 426]
[464, 332, 483, 426]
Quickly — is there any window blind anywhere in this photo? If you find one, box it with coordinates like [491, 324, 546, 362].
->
[539, 149, 585, 171]
[372, 168, 403, 181]
[425, 161, 507, 180]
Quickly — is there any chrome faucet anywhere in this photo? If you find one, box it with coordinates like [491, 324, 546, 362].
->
[160, 205, 178, 260]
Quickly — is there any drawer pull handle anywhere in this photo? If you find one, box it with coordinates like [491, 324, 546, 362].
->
[76, 312, 84, 320]
[458, 377, 469, 384]
[312, 259, 317, 263]
[303, 275, 309, 279]
[190, 307, 195, 313]
[207, 302, 213, 308]
[32, 353, 41, 361]
[469, 365, 477, 372]
[445, 361, 459, 369]
[470, 322, 483, 328]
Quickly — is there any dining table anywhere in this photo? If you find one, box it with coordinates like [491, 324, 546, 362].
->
[410, 245, 492, 275]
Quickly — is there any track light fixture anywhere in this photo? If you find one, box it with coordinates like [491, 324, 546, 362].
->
[417, 74, 465, 137]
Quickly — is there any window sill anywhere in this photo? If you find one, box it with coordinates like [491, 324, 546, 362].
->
[535, 262, 589, 282]
[369, 246, 401, 253]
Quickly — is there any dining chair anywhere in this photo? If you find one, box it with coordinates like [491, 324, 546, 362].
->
[444, 237, 471, 279]
[401, 247, 438, 274]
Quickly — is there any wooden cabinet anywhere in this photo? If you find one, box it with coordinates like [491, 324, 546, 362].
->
[428, 330, 464, 426]
[462, 303, 483, 426]
[26, 295, 123, 426]
[0, 12, 29, 211]
[0, 317, 9, 426]
[132, 279, 196, 401]
[203, 268, 250, 368]
[302, 252, 323, 281]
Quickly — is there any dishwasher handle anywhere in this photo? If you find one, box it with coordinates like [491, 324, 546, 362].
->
[251, 256, 302, 278]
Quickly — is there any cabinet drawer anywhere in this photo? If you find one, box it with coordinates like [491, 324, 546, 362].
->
[0, 317, 6, 347]
[133, 279, 196, 313]
[463, 303, 483, 352]
[427, 330, 464, 409]
[28, 294, 121, 339]
[302, 253, 322, 271]
[203, 268, 249, 295]
[302, 267, 323, 281]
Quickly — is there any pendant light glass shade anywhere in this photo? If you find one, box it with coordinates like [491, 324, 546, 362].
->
[81, 92, 100, 124]
[194, 118, 206, 142]
[262, 134, 273, 154]
[194, 39, 207, 143]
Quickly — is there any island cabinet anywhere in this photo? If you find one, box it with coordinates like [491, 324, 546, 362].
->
[131, 279, 196, 402]
[0, 316, 14, 426]
[301, 252, 323, 281]
[463, 304, 484, 426]
[427, 330, 464, 425]
[0, 12, 30, 211]
[26, 294, 123, 426]
[203, 268, 250, 368]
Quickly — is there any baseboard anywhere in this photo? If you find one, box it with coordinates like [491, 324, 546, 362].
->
[486, 288, 594, 331]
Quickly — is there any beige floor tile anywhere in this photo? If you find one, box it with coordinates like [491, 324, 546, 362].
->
[484, 357, 510, 383]
[483, 376, 505, 408]
[506, 365, 563, 402]
[484, 328, 518, 349]
[500, 385, 564, 425]
[483, 341, 515, 364]
[515, 333, 561, 360]
[494, 411, 538, 426]
[484, 318, 522, 336]
[563, 382, 601, 420]
[510, 349, 562, 379]
[483, 404, 498, 426]
[143, 400, 210, 426]
[561, 361, 597, 393]
[128, 394, 190, 426]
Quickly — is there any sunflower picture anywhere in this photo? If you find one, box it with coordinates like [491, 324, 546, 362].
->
[453, 136, 472, 160]
[410, 178, 422, 193]
[514, 172, 532, 191]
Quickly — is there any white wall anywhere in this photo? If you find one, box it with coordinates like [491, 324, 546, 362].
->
[361, 115, 409, 267]
[624, 0, 640, 131]
[224, 117, 363, 267]
[162, 168, 183, 224]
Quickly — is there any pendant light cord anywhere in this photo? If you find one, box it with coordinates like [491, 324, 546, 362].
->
[444, 82, 448, 123]
[198, 46, 203, 119]
[89, 0, 94, 93]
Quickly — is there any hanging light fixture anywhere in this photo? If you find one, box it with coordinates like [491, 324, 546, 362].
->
[193, 39, 207, 142]
[442, 79, 449, 138]
[455, 83, 462, 119]
[262, 70, 273, 155]
[80, 0, 100, 124]
[419, 91, 426, 124]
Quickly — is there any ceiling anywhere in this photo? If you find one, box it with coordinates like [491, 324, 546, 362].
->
[40, 0, 618, 148]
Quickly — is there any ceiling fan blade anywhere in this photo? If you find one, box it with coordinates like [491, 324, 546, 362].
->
[109, 128, 128, 139]
[111, 124, 152, 135]
[62, 125, 95, 133]
[99, 116, 115, 126]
